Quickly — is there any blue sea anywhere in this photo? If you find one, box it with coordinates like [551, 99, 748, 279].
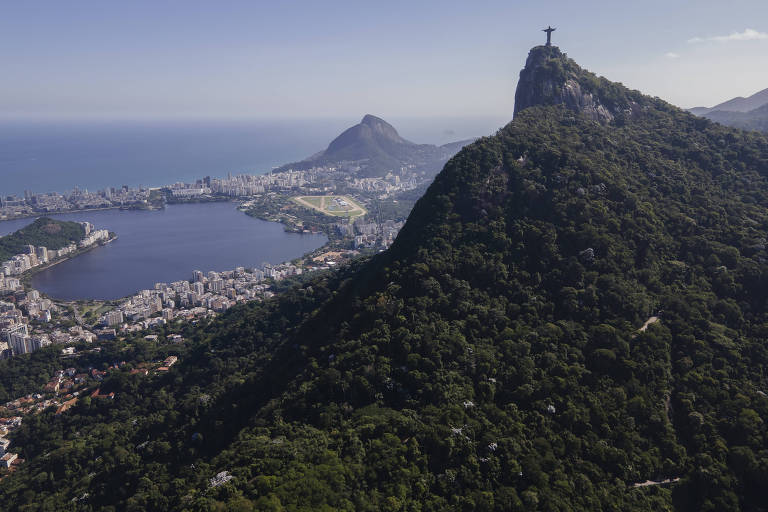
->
[0, 117, 505, 196]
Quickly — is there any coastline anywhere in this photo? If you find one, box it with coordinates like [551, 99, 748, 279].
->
[0, 195, 244, 226]
[23, 202, 328, 303]
[7, 198, 348, 305]
[19, 234, 118, 286]
[165, 196, 233, 206]
[0, 205, 163, 225]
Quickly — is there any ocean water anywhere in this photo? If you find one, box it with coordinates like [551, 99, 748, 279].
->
[0, 117, 506, 196]
[0, 119, 350, 196]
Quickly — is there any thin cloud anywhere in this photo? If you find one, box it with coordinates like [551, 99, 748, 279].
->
[688, 28, 768, 43]
[664, 52, 680, 59]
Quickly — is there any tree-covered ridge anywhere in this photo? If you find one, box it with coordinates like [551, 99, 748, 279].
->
[4, 69, 768, 511]
[0, 217, 85, 260]
[262, 105, 768, 510]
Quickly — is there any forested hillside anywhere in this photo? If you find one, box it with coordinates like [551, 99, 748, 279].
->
[0, 217, 85, 261]
[3, 47, 768, 511]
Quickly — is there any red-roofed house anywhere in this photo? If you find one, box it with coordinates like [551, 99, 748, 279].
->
[43, 381, 59, 394]
[55, 398, 78, 415]
[90, 389, 115, 400]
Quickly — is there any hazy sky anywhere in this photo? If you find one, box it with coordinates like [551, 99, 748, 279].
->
[2, 0, 768, 120]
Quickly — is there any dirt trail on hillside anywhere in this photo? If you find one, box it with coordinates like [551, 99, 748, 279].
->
[631, 477, 680, 488]
[638, 316, 659, 332]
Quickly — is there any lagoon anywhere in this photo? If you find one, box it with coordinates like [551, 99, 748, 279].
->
[0, 202, 326, 300]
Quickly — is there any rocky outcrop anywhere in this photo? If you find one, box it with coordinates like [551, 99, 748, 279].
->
[514, 45, 638, 123]
[558, 79, 615, 122]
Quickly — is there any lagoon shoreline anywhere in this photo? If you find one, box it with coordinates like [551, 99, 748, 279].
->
[19, 202, 327, 301]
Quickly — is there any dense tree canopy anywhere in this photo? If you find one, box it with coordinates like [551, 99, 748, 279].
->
[0, 217, 85, 260]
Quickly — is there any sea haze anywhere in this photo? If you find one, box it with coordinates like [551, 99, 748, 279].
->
[0, 117, 504, 196]
[2, 202, 326, 300]
[0, 119, 349, 196]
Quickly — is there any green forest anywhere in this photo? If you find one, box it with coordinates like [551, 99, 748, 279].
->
[3, 48, 768, 511]
[0, 218, 85, 261]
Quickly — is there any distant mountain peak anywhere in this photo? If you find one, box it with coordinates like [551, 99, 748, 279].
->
[360, 113, 387, 125]
[688, 87, 768, 132]
[348, 114, 409, 145]
[690, 87, 768, 115]
[322, 114, 411, 163]
[514, 45, 647, 122]
[278, 115, 472, 177]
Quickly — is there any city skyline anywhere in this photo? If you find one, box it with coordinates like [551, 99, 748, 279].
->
[2, 1, 768, 120]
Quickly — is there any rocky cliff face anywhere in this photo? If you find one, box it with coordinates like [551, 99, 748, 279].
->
[514, 45, 642, 122]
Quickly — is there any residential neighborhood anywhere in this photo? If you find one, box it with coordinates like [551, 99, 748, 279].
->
[0, 250, 363, 362]
[0, 187, 161, 221]
[1, 222, 110, 277]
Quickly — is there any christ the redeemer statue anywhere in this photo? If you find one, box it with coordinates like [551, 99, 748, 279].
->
[543, 26, 556, 46]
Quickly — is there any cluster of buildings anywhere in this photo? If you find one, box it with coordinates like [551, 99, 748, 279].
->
[98, 262, 311, 331]
[78, 223, 111, 248]
[0, 276, 21, 296]
[96, 249, 372, 337]
[0, 295, 100, 359]
[1, 293, 55, 357]
[0, 367, 92, 473]
[167, 163, 426, 202]
[2, 244, 68, 277]
[0, 222, 113, 358]
[0, 222, 114, 359]
[1, 222, 109, 277]
[2, 150, 432, 222]
[0, 187, 155, 221]
[1, 418, 22, 470]
[167, 169, 323, 199]
[90, 248, 370, 336]
[0, 226, 354, 362]
[1, 322, 48, 358]
[333, 218, 405, 249]
[0, 355, 182, 475]
[348, 170, 421, 197]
